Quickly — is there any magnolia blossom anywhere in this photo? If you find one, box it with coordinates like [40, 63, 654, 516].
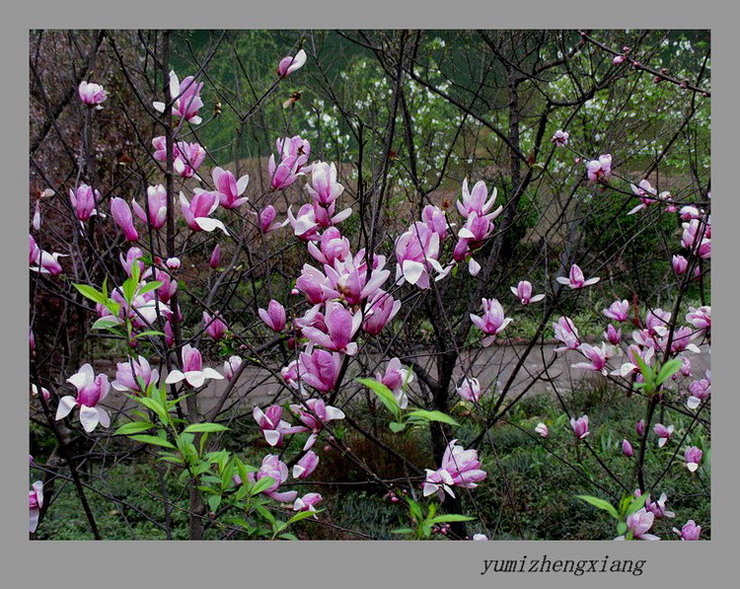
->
[553, 317, 580, 352]
[165, 257, 181, 270]
[69, 184, 101, 221]
[180, 191, 227, 234]
[293, 492, 322, 513]
[165, 344, 223, 388]
[132, 185, 168, 229]
[572, 343, 610, 375]
[556, 264, 600, 289]
[622, 439, 634, 457]
[470, 298, 512, 346]
[268, 136, 311, 190]
[301, 301, 361, 355]
[223, 355, 242, 381]
[686, 306, 711, 333]
[293, 450, 320, 479]
[654, 423, 674, 448]
[112, 355, 159, 395]
[119, 246, 149, 278]
[645, 493, 675, 519]
[56, 364, 111, 432]
[570, 415, 590, 440]
[277, 49, 307, 77]
[627, 179, 657, 215]
[672, 255, 689, 275]
[377, 357, 413, 409]
[395, 222, 448, 289]
[603, 324, 622, 345]
[586, 154, 612, 182]
[290, 398, 346, 450]
[253, 405, 300, 447]
[423, 440, 487, 500]
[616, 508, 659, 541]
[153, 137, 207, 179]
[535, 423, 549, 438]
[687, 376, 710, 410]
[247, 455, 297, 503]
[673, 520, 701, 541]
[456, 377, 483, 403]
[510, 281, 545, 305]
[110, 197, 139, 241]
[457, 178, 502, 220]
[305, 161, 344, 206]
[603, 300, 630, 322]
[363, 290, 401, 335]
[153, 71, 204, 124]
[78, 81, 107, 107]
[684, 446, 703, 472]
[636, 419, 646, 438]
[259, 300, 287, 332]
[203, 311, 229, 341]
[296, 348, 342, 394]
[258, 205, 288, 234]
[422, 204, 449, 238]
[29, 481, 44, 533]
[551, 129, 569, 146]
[212, 166, 249, 209]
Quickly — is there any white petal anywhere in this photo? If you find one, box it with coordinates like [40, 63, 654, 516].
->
[164, 370, 185, 385]
[264, 429, 281, 447]
[55, 396, 77, 420]
[195, 217, 229, 235]
[184, 371, 207, 388]
[79, 406, 100, 432]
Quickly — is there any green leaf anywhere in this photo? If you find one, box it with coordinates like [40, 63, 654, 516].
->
[391, 528, 415, 535]
[208, 495, 222, 512]
[625, 492, 648, 516]
[286, 509, 321, 526]
[135, 330, 165, 339]
[357, 378, 401, 419]
[137, 281, 164, 296]
[73, 283, 108, 305]
[129, 434, 176, 449]
[183, 423, 229, 434]
[114, 421, 155, 435]
[278, 533, 298, 541]
[429, 514, 476, 524]
[389, 421, 406, 433]
[407, 409, 459, 427]
[91, 317, 120, 330]
[656, 358, 683, 385]
[253, 504, 276, 524]
[576, 495, 619, 520]
[138, 397, 171, 425]
[250, 476, 276, 496]
[616, 522, 627, 535]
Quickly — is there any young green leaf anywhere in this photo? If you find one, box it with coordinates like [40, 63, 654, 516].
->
[407, 409, 459, 427]
[129, 434, 176, 449]
[183, 423, 229, 434]
[357, 378, 401, 419]
[576, 495, 619, 520]
[114, 421, 155, 435]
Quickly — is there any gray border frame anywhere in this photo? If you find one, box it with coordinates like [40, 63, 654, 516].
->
[4, 2, 735, 587]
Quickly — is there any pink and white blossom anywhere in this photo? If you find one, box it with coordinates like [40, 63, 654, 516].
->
[164, 344, 223, 388]
[556, 264, 600, 289]
[78, 81, 107, 107]
[56, 364, 111, 432]
[277, 49, 307, 77]
[510, 280, 545, 305]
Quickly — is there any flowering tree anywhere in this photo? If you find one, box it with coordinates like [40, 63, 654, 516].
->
[29, 29, 710, 541]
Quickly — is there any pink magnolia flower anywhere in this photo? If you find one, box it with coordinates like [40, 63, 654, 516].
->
[180, 191, 227, 234]
[295, 264, 338, 304]
[78, 81, 107, 107]
[110, 197, 139, 241]
[376, 357, 413, 409]
[457, 178, 502, 220]
[293, 450, 319, 479]
[277, 49, 307, 77]
[325, 253, 389, 306]
[423, 440, 487, 500]
[510, 280, 545, 305]
[654, 423, 674, 448]
[305, 161, 344, 207]
[153, 71, 204, 124]
[69, 184, 101, 221]
[209, 244, 221, 269]
[553, 316, 581, 352]
[203, 311, 228, 341]
[636, 419, 646, 437]
[603, 299, 630, 322]
[679, 206, 702, 221]
[686, 306, 710, 333]
[470, 298, 512, 346]
[296, 348, 342, 394]
[672, 254, 689, 275]
[293, 492, 322, 512]
[603, 324, 622, 345]
[556, 264, 600, 289]
[286, 203, 321, 241]
[681, 219, 711, 259]
[153, 268, 178, 303]
[622, 439, 634, 457]
[247, 455, 297, 503]
[30, 243, 66, 275]
[456, 377, 483, 403]
[174, 142, 207, 179]
[612, 55, 626, 65]
[290, 398, 345, 450]
[112, 355, 159, 395]
[212, 166, 249, 209]
[56, 364, 111, 432]
[258, 205, 288, 234]
[616, 508, 660, 541]
[673, 520, 701, 541]
[570, 415, 590, 440]
[362, 290, 401, 335]
[422, 204, 449, 238]
[586, 154, 612, 182]
[164, 344, 223, 388]
[268, 136, 311, 190]
[645, 492, 675, 519]
[29, 481, 44, 533]
[165, 257, 180, 270]
[551, 129, 569, 146]
[253, 405, 300, 447]
[627, 179, 657, 215]
[301, 301, 361, 355]
[223, 355, 242, 381]
[572, 343, 610, 375]
[119, 246, 149, 278]
[687, 376, 710, 410]
[132, 184, 168, 230]
[395, 222, 447, 289]
[535, 423, 549, 438]
[259, 300, 287, 332]
[684, 446, 703, 472]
